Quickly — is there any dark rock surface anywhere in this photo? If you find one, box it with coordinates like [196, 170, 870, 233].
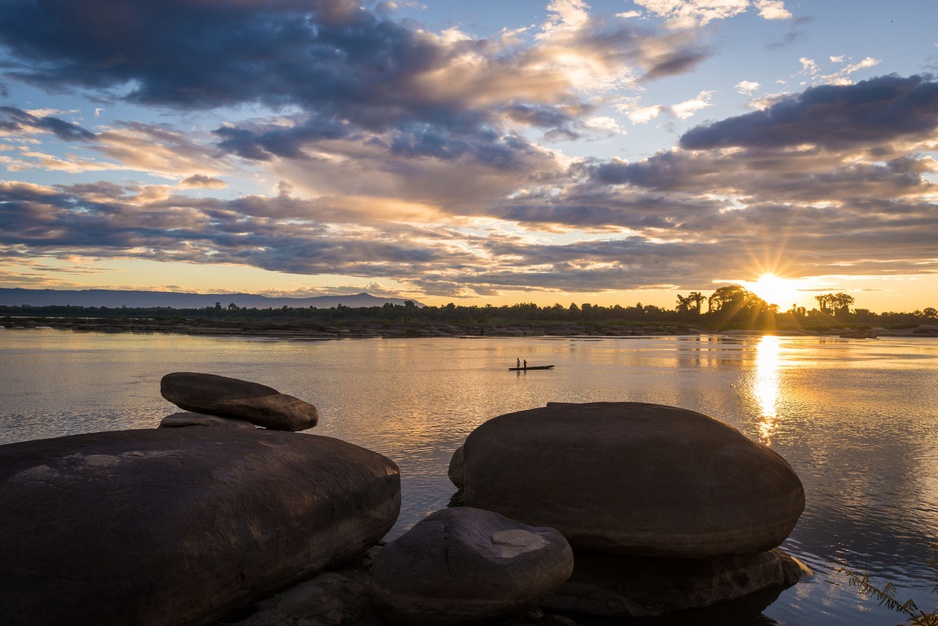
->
[371, 507, 574, 625]
[0, 428, 400, 626]
[460, 402, 805, 558]
[541, 547, 809, 618]
[233, 545, 582, 626]
[233, 566, 385, 626]
[447, 444, 464, 490]
[159, 411, 257, 429]
[160, 372, 318, 431]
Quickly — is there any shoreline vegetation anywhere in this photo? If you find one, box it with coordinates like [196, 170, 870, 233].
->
[3, 284, 937, 341]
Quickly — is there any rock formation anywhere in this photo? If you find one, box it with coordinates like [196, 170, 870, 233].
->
[0, 428, 400, 626]
[160, 372, 318, 431]
[541, 548, 808, 617]
[452, 401, 808, 617]
[371, 507, 574, 625]
[460, 401, 804, 557]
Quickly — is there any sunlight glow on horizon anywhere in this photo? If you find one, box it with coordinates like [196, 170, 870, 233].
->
[746, 273, 803, 309]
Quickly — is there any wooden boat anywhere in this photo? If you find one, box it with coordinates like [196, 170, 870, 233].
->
[508, 365, 555, 371]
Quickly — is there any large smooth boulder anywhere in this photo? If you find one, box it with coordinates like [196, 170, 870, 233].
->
[371, 507, 574, 625]
[542, 548, 809, 617]
[0, 428, 400, 626]
[160, 372, 318, 431]
[461, 402, 805, 558]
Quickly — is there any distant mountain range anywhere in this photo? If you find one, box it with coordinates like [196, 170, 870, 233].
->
[0, 289, 422, 309]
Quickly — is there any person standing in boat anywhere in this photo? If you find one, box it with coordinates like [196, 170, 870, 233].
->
[517, 357, 521, 368]
[523, 359, 527, 369]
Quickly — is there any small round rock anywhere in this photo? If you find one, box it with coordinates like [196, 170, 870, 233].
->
[370, 507, 574, 625]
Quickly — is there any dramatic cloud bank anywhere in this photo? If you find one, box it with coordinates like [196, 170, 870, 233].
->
[0, 0, 935, 306]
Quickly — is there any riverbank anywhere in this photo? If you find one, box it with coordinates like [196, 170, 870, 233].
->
[3, 315, 938, 340]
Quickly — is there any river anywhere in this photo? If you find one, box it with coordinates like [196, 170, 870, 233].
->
[2, 329, 937, 625]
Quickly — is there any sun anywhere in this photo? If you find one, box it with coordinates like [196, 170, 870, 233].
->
[748, 273, 801, 308]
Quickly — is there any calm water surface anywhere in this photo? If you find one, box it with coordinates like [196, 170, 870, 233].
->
[2, 329, 938, 625]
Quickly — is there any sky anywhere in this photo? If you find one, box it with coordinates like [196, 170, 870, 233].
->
[0, 0, 936, 312]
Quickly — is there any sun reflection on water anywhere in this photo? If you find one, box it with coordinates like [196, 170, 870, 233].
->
[754, 335, 781, 442]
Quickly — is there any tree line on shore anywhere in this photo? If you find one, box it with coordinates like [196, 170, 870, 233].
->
[2, 284, 936, 331]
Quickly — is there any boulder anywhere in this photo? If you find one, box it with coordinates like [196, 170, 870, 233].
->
[0, 428, 400, 626]
[159, 411, 256, 429]
[160, 372, 318, 431]
[447, 444, 464, 490]
[461, 402, 805, 558]
[236, 568, 386, 626]
[370, 507, 574, 625]
[541, 548, 810, 617]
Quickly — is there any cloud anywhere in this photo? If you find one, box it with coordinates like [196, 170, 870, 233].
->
[614, 91, 713, 123]
[819, 56, 881, 85]
[736, 80, 761, 95]
[0, 107, 233, 177]
[0, 180, 461, 278]
[2, 127, 936, 298]
[1, 2, 934, 300]
[181, 175, 227, 189]
[0, 0, 705, 134]
[0, 0, 712, 201]
[96, 122, 231, 178]
[799, 57, 819, 76]
[8, 67, 934, 297]
[635, 0, 790, 28]
[583, 116, 627, 135]
[765, 17, 810, 51]
[0, 106, 96, 141]
[671, 90, 714, 119]
[753, 0, 791, 20]
[680, 75, 938, 151]
[624, 104, 666, 124]
[640, 45, 710, 81]
[540, 0, 592, 35]
[0, 0, 714, 233]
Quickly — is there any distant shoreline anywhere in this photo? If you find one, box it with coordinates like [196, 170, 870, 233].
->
[3, 316, 937, 340]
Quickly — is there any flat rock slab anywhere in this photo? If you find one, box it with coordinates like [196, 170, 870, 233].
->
[542, 548, 809, 618]
[0, 428, 400, 626]
[371, 507, 574, 625]
[461, 402, 805, 558]
[161, 372, 318, 431]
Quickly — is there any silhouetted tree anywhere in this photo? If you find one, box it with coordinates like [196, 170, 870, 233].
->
[709, 285, 750, 313]
[675, 294, 692, 313]
[688, 291, 706, 314]
[708, 285, 772, 328]
[831, 293, 854, 317]
[816, 293, 854, 316]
